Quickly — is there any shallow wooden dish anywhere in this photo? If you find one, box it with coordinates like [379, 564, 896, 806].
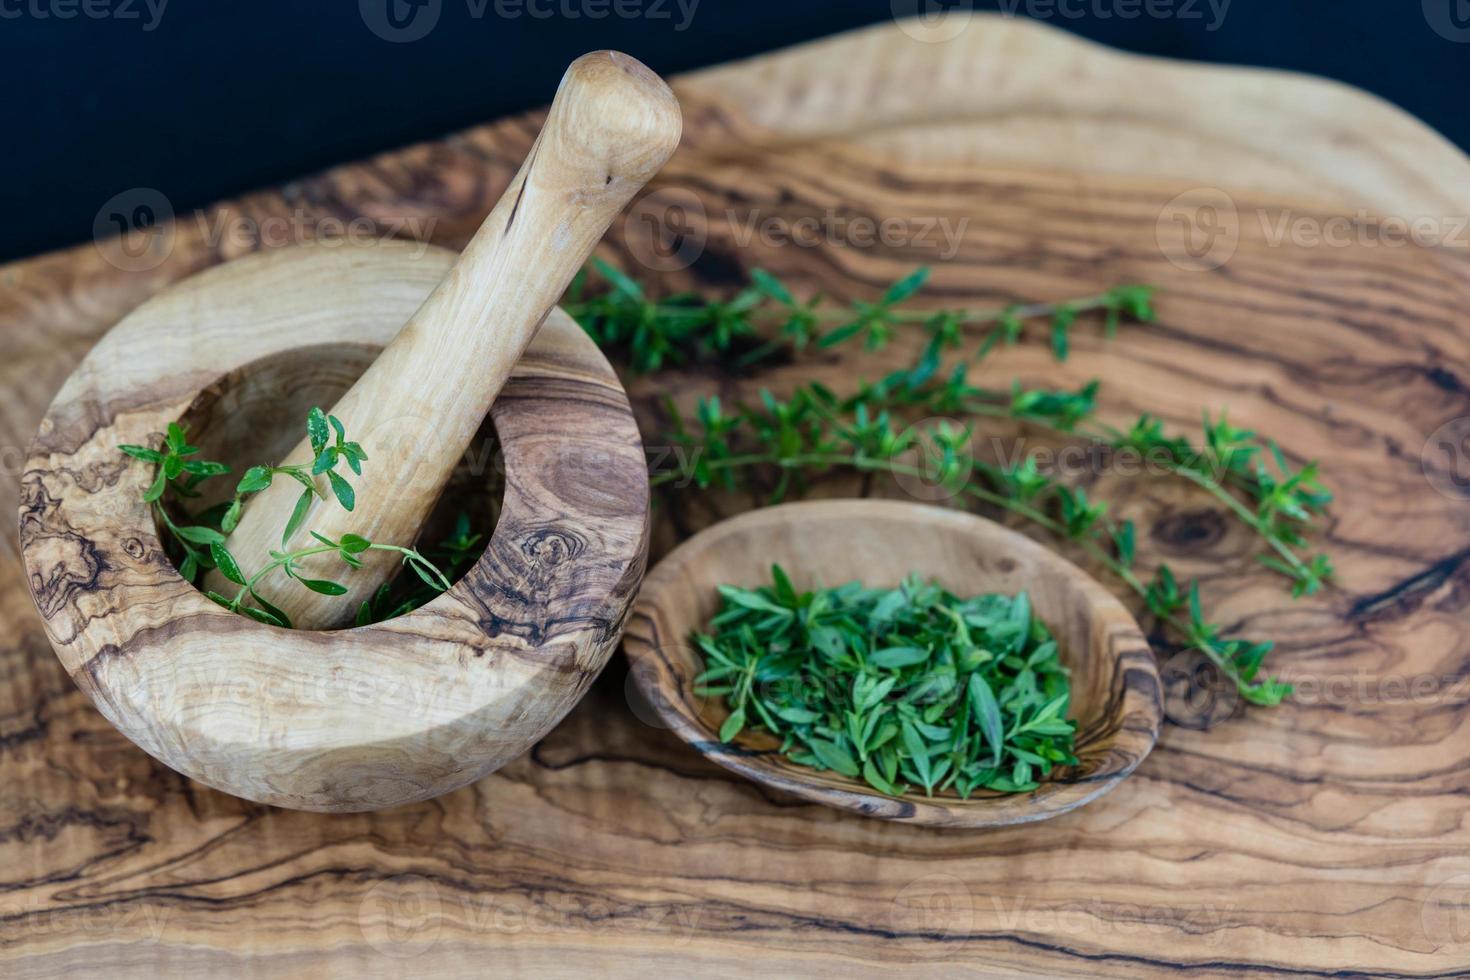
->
[623, 499, 1161, 827]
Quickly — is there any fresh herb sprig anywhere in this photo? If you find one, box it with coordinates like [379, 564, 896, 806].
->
[653, 384, 1303, 705]
[696, 567, 1076, 797]
[121, 410, 453, 628]
[819, 364, 1334, 598]
[565, 261, 1330, 707]
[566, 260, 1155, 374]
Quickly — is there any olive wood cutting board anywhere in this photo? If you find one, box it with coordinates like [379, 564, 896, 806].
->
[3, 15, 1470, 978]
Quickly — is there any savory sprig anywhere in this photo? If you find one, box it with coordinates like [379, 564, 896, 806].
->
[651, 381, 1310, 706]
[120, 410, 453, 628]
[696, 567, 1076, 797]
[565, 260, 1155, 374]
[816, 363, 1334, 598]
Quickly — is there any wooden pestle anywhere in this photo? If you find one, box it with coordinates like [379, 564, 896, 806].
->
[206, 51, 681, 628]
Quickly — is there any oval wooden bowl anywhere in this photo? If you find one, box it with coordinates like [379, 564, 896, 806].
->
[623, 499, 1161, 827]
[18, 240, 649, 812]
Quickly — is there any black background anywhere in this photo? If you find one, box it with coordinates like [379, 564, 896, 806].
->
[2, 0, 1465, 262]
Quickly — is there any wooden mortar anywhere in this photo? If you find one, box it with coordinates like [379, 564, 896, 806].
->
[17, 51, 677, 811]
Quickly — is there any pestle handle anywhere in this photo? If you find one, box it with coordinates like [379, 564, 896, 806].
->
[209, 51, 681, 628]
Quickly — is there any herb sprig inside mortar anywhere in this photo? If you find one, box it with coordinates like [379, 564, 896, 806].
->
[120, 408, 452, 628]
[696, 567, 1076, 798]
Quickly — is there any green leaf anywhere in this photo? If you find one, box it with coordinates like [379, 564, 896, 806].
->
[210, 542, 246, 585]
[182, 460, 230, 477]
[249, 589, 293, 630]
[718, 707, 746, 743]
[300, 578, 348, 596]
[881, 267, 930, 306]
[593, 256, 645, 300]
[900, 720, 932, 789]
[861, 757, 899, 796]
[165, 422, 188, 453]
[340, 533, 371, 554]
[118, 444, 163, 462]
[750, 268, 795, 306]
[327, 470, 355, 511]
[283, 487, 313, 546]
[239, 605, 286, 627]
[174, 525, 225, 545]
[808, 737, 860, 777]
[221, 500, 242, 533]
[869, 646, 930, 669]
[968, 673, 1005, 767]
[307, 407, 330, 455]
[716, 585, 790, 616]
[142, 466, 169, 502]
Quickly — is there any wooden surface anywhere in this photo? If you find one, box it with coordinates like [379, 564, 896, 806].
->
[214, 52, 679, 627]
[4, 13, 1470, 976]
[19, 243, 648, 811]
[624, 499, 1161, 827]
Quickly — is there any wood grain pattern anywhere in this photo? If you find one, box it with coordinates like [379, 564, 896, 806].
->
[19, 242, 650, 811]
[3, 13, 1470, 976]
[624, 499, 1161, 827]
[211, 51, 678, 628]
